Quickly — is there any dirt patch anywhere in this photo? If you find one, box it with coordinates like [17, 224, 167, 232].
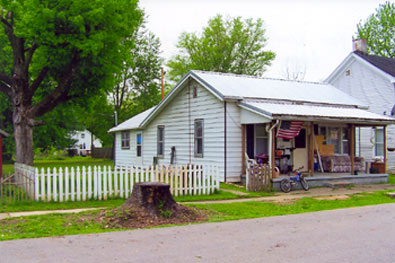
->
[0, 218, 26, 226]
[94, 205, 208, 229]
[313, 195, 350, 201]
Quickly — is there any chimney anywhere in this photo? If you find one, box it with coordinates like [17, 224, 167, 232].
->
[352, 38, 367, 53]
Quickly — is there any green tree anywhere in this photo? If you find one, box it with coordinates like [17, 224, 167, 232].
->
[357, 2, 395, 58]
[0, 0, 143, 165]
[167, 14, 275, 82]
[110, 21, 163, 123]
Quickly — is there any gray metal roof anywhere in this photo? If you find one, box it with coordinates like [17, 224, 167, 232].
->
[108, 107, 155, 132]
[192, 70, 366, 107]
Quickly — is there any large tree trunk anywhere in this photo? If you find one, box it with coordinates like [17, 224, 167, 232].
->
[13, 112, 34, 166]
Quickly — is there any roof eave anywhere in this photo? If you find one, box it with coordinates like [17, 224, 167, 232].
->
[273, 114, 395, 125]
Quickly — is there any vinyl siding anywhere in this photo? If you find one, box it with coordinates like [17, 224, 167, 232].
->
[330, 58, 395, 170]
[139, 80, 242, 182]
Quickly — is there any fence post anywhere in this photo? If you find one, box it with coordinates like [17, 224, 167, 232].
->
[82, 166, 87, 201]
[59, 168, 63, 202]
[65, 167, 69, 202]
[34, 168, 39, 201]
[70, 167, 75, 201]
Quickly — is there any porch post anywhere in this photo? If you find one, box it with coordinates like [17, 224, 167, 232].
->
[271, 127, 275, 176]
[0, 135, 2, 181]
[309, 122, 314, 176]
[384, 125, 387, 173]
[241, 124, 246, 175]
[350, 124, 355, 174]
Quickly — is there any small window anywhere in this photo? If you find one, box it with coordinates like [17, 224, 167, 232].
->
[136, 133, 142, 157]
[81, 133, 85, 139]
[346, 70, 351, 76]
[157, 126, 165, 157]
[193, 86, 198, 98]
[374, 128, 384, 157]
[121, 131, 130, 149]
[194, 119, 204, 157]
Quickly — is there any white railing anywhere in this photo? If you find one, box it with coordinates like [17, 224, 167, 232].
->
[20, 163, 220, 202]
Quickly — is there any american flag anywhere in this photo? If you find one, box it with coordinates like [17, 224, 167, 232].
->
[276, 121, 304, 140]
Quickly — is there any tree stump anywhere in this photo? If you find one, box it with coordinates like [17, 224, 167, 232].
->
[122, 182, 179, 218]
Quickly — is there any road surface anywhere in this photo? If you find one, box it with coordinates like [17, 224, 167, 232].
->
[1, 203, 395, 263]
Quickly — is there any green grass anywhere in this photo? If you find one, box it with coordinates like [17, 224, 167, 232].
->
[2, 156, 114, 176]
[388, 174, 395, 185]
[190, 190, 395, 222]
[220, 182, 275, 197]
[1, 190, 395, 241]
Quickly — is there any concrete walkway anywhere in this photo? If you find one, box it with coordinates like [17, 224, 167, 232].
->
[184, 183, 395, 204]
[0, 184, 394, 220]
[1, 203, 395, 263]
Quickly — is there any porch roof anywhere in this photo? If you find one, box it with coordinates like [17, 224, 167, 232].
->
[241, 101, 395, 125]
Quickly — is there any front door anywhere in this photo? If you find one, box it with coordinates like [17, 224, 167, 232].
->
[293, 128, 308, 171]
[136, 132, 142, 165]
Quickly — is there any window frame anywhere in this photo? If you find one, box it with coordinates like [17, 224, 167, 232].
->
[318, 125, 349, 155]
[374, 127, 385, 157]
[254, 124, 269, 156]
[157, 125, 165, 158]
[121, 131, 130, 149]
[194, 119, 204, 158]
[136, 132, 142, 157]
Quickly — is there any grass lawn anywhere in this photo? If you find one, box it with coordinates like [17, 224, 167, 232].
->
[1, 190, 395, 241]
[2, 156, 113, 176]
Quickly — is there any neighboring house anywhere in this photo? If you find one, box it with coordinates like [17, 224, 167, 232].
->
[109, 70, 394, 182]
[70, 130, 102, 155]
[326, 39, 395, 171]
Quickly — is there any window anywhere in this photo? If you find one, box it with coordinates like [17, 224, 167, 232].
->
[157, 126, 165, 157]
[194, 119, 203, 157]
[121, 131, 130, 149]
[81, 133, 85, 139]
[136, 133, 142, 157]
[255, 124, 268, 155]
[319, 126, 349, 154]
[374, 128, 384, 157]
[193, 86, 198, 98]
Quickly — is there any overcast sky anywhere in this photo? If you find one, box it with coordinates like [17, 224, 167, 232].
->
[139, 0, 385, 82]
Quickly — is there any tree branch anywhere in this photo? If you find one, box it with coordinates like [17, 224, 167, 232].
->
[29, 54, 80, 117]
[26, 42, 38, 67]
[0, 81, 12, 97]
[27, 66, 49, 100]
[0, 72, 12, 86]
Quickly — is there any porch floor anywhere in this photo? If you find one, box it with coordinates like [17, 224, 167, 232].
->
[272, 173, 389, 191]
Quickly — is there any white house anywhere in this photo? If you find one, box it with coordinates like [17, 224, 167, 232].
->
[326, 39, 395, 172]
[70, 130, 102, 155]
[109, 70, 394, 182]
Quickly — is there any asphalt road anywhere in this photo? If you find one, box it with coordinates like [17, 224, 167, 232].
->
[1, 203, 395, 263]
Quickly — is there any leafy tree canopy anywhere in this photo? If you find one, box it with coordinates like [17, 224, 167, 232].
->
[357, 1, 395, 58]
[0, 0, 143, 164]
[167, 14, 275, 82]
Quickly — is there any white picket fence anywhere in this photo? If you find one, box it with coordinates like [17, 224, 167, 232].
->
[14, 163, 220, 202]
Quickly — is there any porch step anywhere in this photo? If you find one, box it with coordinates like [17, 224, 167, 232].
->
[323, 181, 352, 189]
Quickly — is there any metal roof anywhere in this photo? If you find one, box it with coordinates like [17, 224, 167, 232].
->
[242, 101, 395, 124]
[108, 107, 155, 133]
[192, 70, 366, 107]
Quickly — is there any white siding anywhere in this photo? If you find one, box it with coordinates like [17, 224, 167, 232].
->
[330, 59, 395, 170]
[140, 80, 241, 182]
[114, 130, 140, 166]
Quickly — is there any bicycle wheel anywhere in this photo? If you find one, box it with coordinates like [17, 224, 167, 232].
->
[300, 176, 309, 191]
[280, 179, 292, 193]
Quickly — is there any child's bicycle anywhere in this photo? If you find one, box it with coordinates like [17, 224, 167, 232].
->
[279, 166, 309, 193]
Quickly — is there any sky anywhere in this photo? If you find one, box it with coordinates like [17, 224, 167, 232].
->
[139, 0, 386, 82]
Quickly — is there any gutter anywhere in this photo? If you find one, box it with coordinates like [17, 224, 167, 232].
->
[266, 120, 280, 171]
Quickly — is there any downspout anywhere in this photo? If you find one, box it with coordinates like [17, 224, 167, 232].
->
[224, 101, 227, 183]
[266, 120, 280, 170]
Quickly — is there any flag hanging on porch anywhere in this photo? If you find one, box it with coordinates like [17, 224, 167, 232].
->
[276, 120, 304, 140]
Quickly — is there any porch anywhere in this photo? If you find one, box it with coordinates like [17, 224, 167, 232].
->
[271, 173, 389, 191]
[241, 119, 390, 185]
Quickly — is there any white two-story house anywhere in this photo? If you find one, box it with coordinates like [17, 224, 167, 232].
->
[326, 39, 395, 172]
